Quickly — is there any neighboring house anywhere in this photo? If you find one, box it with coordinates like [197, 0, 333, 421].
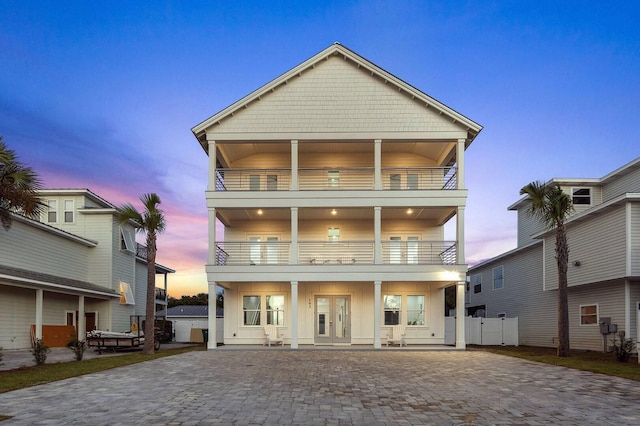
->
[0, 188, 174, 350]
[468, 158, 640, 351]
[166, 305, 223, 343]
[191, 43, 483, 348]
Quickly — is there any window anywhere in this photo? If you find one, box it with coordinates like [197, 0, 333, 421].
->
[328, 227, 340, 242]
[390, 174, 401, 190]
[407, 174, 419, 190]
[383, 295, 401, 325]
[407, 295, 425, 325]
[493, 266, 504, 290]
[328, 170, 339, 187]
[572, 188, 591, 205]
[64, 199, 74, 223]
[497, 312, 506, 318]
[243, 295, 261, 325]
[267, 175, 278, 191]
[47, 200, 57, 223]
[119, 282, 135, 305]
[120, 228, 135, 252]
[266, 295, 285, 326]
[472, 274, 482, 293]
[580, 304, 598, 325]
[249, 175, 261, 191]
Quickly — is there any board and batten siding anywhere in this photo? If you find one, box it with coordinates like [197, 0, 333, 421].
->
[210, 56, 464, 136]
[545, 205, 627, 290]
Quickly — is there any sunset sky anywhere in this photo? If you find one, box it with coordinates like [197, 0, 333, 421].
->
[2, 1, 639, 296]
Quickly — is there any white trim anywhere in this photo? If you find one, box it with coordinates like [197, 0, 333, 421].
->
[120, 227, 136, 253]
[119, 281, 135, 305]
[492, 265, 504, 290]
[0, 273, 118, 298]
[579, 303, 599, 326]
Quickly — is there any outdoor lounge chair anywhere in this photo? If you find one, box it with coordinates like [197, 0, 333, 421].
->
[386, 325, 406, 347]
[264, 325, 284, 347]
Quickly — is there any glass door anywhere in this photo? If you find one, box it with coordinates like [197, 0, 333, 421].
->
[315, 295, 351, 344]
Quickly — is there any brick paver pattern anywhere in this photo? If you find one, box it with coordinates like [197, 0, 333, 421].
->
[0, 350, 638, 425]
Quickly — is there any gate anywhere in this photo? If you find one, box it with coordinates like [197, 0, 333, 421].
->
[445, 317, 519, 346]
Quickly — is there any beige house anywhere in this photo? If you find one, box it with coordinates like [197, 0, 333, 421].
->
[192, 43, 482, 348]
[468, 158, 640, 351]
[0, 189, 173, 350]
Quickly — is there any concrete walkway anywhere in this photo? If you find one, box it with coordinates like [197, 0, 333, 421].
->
[0, 349, 638, 425]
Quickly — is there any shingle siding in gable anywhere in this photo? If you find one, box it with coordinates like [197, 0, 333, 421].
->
[211, 57, 463, 135]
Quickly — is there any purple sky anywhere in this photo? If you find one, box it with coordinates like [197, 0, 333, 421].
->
[2, 1, 639, 296]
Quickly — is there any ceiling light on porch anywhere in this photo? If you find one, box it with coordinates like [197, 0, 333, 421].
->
[331, 209, 337, 215]
[257, 209, 263, 215]
[407, 208, 413, 215]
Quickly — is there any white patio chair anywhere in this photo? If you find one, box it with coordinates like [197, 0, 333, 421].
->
[386, 325, 406, 347]
[264, 325, 284, 347]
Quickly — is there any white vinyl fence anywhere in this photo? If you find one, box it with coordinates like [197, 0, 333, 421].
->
[445, 317, 518, 346]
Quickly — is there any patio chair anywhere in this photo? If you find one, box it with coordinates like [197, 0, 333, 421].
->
[264, 325, 284, 347]
[386, 325, 406, 347]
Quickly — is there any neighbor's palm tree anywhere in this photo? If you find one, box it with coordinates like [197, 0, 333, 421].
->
[115, 193, 166, 355]
[520, 181, 574, 357]
[0, 137, 42, 230]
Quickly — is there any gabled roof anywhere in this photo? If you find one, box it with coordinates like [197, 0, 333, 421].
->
[165, 305, 216, 317]
[38, 188, 116, 209]
[192, 42, 482, 151]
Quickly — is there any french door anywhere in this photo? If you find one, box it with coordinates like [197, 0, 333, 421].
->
[249, 236, 279, 264]
[315, 295, 351, 344]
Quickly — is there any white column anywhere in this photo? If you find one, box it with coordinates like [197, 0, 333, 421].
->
[456, 138, 465, 189]
[291, 207, 298, 265]
[374, 139, 382, 190]
[291, 281, 299, 349]
[207, 138, 217, 191]
[456, 207, 465, 264]
[455, 281, 466, 349]
[374, 207, 382, 264]
[35, 289, 43, 340]
[78, 296, 85, 341]
[208, 282, 217, 350]
[291, 140, 298, 190]
[624, 279, 631, 338]
[208, 208, 217, 265]
[374, 281, 382, 348]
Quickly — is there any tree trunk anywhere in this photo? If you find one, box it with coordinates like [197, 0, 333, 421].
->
[143, 233, 157, 355]
[556, 224, 570, 357]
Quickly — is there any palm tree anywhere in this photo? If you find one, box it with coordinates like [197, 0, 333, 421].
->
[0, 137, 42, 230]
[520, 181, 574, 357]
[115, 193, 166, 355]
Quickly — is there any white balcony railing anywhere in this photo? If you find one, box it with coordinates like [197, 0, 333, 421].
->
[214, 241, 457, 266]
[215, 166, 456, 191]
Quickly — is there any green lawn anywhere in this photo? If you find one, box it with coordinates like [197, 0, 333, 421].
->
[0, 345, 203, 394]
[476, 345, 640, 381]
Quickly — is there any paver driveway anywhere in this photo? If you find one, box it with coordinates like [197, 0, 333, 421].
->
[0, 350, 638, 425]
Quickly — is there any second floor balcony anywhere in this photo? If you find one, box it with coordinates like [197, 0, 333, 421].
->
[215, 166, 457, 192]
[214, 240, 458, 266]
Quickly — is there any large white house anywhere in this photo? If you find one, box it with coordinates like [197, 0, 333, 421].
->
[192, 43, 482, 349]
[0, 188, 174, 350]
[468, 158, 640, 352]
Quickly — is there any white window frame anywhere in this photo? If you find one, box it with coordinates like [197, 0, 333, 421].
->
[383, 294, 428, 327]
[119, 282, 135, 305]
[64, 199, 74, 223]
[493, 266, 504, 290]
[47, 199, 57, 223]
[120, 227, 136, 253]
[241, 293, 286, 327]
[571, 187, 591, 206]
[580, 304, 598, 325]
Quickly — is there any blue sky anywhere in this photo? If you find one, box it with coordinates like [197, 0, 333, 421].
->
[2, 1, 639, 295]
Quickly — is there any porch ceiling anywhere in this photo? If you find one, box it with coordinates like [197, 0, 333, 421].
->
[217, 206, 455, 225]
[216, 140, 455, 167]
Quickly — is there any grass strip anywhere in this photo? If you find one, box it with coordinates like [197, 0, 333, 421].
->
[0, 346, 202, 394]
[479, 346, 640, 381]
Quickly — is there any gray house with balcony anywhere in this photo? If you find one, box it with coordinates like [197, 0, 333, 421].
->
[468, 158, 640, 351]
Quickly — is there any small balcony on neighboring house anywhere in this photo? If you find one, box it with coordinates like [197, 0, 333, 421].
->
[215, 166, 457, 192]
[214, 240, 457, 266]
[155, 287, 167, 304]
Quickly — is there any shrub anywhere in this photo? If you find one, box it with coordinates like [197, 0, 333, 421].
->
[611, 332, 635, 363]
[31, 339, 50, 365]
[68, 338, 87, 361]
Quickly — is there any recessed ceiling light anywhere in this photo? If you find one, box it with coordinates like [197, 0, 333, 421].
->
[331, 209, 337, 215]
[407, 208, 413, 214]
[257, 209, 263, 215]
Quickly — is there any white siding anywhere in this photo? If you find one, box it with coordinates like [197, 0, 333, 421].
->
[631, 203, 640, 276]
[516, 207, 544, 247]
[0, 285, 35, 349]
[602, 167, 640, 201]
